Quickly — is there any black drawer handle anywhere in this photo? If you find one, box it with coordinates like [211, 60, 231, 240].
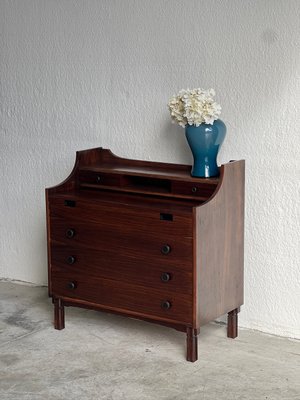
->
[161, 300, 172, 310]
[67, 256, 76, 265]
[67, 281, 76, 290]
[161, 272, 171, 282]
[66, 229, 75, 239]
[161, 244, 171, 255]
[191, 186, 198, 193]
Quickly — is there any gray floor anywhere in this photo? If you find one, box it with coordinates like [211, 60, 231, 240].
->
[0, 282, 299, 400]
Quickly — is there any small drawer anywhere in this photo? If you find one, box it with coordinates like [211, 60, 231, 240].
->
[51, 271, 193, 324]
[172, 180, 217, 199]
[78, 170, 121, 187]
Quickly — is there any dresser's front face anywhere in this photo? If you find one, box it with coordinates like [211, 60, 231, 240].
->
[47, 194, 195, 326]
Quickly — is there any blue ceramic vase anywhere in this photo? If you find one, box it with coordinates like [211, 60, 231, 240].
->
[185, 119, 226, 178]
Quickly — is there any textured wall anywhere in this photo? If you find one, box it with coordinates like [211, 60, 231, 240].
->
[1, 0, 299, 339]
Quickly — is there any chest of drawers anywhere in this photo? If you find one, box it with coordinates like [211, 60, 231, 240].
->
[46, 148, 245, 362]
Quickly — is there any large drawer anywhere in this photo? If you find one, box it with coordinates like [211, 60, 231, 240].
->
[51, 270, 193, 324]
[50, 243, 193, 294]
[48, 195, 193, 238]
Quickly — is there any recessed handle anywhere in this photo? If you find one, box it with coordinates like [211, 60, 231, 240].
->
[161, 272, 171, 282]
[67, 256, 76, 265]
[161, 244, 171, 255]
[66, 229, 75, 239]
[161, 300, 171, 310]
[160, 213, 173, 221]
[64, 199, 76, 207]
[67, 281, 76, 290]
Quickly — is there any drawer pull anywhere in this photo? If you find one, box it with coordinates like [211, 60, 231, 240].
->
[96, 175, 102, 183]
[161, 300, 172, 310]
[191, 186, 198, 193]
[67, 256, 76, 265]
[161, 272, 171, 282]
[161, 244, 171, 255]
[67, 281, 76, 290]
[66, 229, 75, 238]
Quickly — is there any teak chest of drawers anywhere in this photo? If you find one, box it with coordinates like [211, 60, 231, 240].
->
[46, 148, 245, 362]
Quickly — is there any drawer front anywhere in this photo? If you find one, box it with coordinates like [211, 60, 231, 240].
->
[172, 181, 217, 198]
[49, 216, 193, 271]
[50, 243, 193, 294]
[78, 170, 121, 187]
[51, 271, 193, 324]
[48, 196, 193, 238]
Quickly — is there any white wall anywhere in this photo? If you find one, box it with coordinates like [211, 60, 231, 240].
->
[1, 0, 299, 339]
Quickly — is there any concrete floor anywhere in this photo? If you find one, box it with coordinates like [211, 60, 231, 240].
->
[0, 282, 299, 400]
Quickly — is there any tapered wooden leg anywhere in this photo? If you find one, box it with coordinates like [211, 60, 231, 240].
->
[186, 327, 198, 362]
[227, 308, 239, 338]
[54, 298, 65, 330]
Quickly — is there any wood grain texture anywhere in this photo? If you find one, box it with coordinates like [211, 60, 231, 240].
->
[50, 243, 193, 294]
[195, 160, 245, 326]
[51, 270, 193, 324]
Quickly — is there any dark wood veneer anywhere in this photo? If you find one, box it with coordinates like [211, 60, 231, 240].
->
[46, 147, 245, 362]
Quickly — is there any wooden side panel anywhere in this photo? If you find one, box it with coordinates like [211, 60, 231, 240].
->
[196, 160, 245, 325]
[46, 190, 52, 296]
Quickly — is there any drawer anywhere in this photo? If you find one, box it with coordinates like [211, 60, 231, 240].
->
[50, 243, 193, 294]
[78, 170, 121, 187]
[51, 271, 193, 324]
[172, 180, 217, 199]
[49, 217, 193, 270]
[49, 196, 193, 238]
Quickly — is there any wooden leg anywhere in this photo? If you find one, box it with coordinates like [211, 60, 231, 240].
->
[54, 298, 65, 330]
[227, 308, 239, 339]
[186, 327, 198, 362]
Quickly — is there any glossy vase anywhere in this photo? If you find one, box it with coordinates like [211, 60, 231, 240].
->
[185, 119, 226, 178]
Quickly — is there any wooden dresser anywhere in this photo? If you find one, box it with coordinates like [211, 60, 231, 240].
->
[46, 148, 245, 362]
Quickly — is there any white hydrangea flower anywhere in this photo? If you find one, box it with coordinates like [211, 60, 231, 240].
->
[168, 88, 221, 127]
